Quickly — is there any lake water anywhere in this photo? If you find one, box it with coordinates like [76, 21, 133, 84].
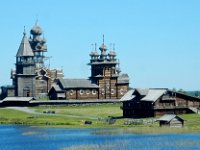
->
[1, 125, 200, 150]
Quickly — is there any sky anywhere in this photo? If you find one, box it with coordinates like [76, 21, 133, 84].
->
[0, 0, 200, 91]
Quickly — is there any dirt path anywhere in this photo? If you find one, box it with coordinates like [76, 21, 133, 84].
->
[3, 107, 98, 120]
[5, 107, 41, 115]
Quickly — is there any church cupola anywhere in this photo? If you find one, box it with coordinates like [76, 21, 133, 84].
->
[87, 36, 129, 99]
[29, 22, 47, 51]
[29, 20, 47, 69]
[90, 43, 99, 62]
[99, 35, 108, 61]
[108, 44, 117, 61]
[30, 24, 42, 35]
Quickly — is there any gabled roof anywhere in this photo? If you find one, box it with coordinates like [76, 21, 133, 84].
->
[3, 97, 35, 102]
[16, 33, 34, 57]
[120, 89, 136, 101]
[141, 89, 167, 102]
[157, 114, 183, 122]
[59, 79, 99, 89]
[136, 88, 149, 96]
[121, 88, 168, 102]
[52, 83, 63, 92]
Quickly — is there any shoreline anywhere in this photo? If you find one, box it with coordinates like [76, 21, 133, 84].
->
[1, 104, 200, 134]
[1, 124, 200, 134]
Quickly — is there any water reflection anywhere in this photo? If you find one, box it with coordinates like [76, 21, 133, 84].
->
[0, 125, 200, 150]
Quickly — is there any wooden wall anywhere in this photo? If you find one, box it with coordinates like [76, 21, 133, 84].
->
[65, 89, 99, 100]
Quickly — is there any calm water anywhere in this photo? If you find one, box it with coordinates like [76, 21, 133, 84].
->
[0, 125, 200, 150]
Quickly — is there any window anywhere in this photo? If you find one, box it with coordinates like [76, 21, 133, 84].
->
[102, 88, 105, 95]
[92, 89, 97, 95]
[80, 89, 84, 95]
[120, 89, 124, 95]
[70, 90, 74, 95]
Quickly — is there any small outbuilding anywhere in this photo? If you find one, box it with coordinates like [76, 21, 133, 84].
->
[0, 97, 35, 106]
[157, 114, 184, 127]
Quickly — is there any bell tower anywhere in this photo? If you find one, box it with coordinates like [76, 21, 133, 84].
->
[88, 36, 125, 99]
[15, 30, 36, 97]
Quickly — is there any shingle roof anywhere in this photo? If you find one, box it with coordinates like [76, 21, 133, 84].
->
[3, 97, 34, 102]
[119, 88, 168, 102]
[141, 89, 167, 102]
[16, 33, 34, 57]
[157, 114, 183, 122]
[52, 83, 63, 92]
[136, 88, 149, 96]
[120, 89, 136, 101]
[59, 79, 99, 89]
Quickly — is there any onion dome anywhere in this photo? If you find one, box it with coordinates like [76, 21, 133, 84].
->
[30, 25, 42, 35]
[90, 43, 99, 59]
[93, 50, 99, 56]
[99, 44, 107, 51]
[90, 50, 99, 61]
[99, 35, 107, 51]
[90, 51, 95, 56]
[34, 36, 42, 43]
[41, 38, 47, 44]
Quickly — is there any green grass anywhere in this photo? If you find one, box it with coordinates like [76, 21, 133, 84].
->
[0, 109, 29, 124]
[1, 104, 200, 133]
[33, 103, 122, 117]
[0, 108, 83, 127]
[0, 104, 122, 128]
[36, 98, 49, 100]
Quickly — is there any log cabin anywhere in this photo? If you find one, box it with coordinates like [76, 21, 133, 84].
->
[121, 88, 200, 118]
[156, 114, 184, 127]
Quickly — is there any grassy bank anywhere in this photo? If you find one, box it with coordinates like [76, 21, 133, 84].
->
[0, 104, 123, 128]
[0, 103, 200, 133]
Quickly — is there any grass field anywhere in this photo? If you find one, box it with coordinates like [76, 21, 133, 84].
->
[1, 103, 200, 133]
[34, 103, 122, 117]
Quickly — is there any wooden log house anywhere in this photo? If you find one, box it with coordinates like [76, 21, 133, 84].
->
[121, 88, 200, 118]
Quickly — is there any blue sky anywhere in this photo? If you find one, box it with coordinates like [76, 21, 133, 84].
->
[0, 0, 200, 90]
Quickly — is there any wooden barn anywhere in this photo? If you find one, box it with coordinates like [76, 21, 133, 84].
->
[120, 88, 200, 118]
[157, 114, 184, 127]
[0, 97, 35, 106]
